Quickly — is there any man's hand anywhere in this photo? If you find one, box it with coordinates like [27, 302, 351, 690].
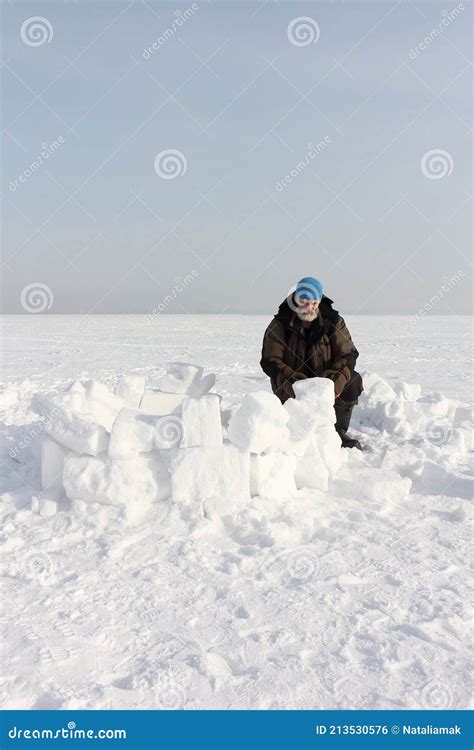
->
[292, 372, 307, 382]
[322, 369, 346, 397]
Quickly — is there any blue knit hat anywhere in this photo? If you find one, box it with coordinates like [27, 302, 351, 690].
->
[295, 277, 323, 301]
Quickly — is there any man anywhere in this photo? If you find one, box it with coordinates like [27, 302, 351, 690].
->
[260, 277, 363, 450]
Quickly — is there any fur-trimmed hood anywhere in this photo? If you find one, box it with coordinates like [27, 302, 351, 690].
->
[274, 293, 340, 334]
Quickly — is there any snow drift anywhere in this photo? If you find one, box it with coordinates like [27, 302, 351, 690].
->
[4, 361, 471, 529]
[1, 357, 472, 710]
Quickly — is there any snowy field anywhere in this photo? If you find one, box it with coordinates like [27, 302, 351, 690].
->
[0, 313, 472, 711]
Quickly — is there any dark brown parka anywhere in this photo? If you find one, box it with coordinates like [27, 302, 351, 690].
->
[260, 294, 361, 404]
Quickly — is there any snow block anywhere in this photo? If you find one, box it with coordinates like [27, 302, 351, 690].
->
[36, 389, 85, 418]
[307, 426, 345, 476]
[108, 408, 156, 459]
[154, 415, 185, 450]
[159, 362, 203, 394]
[381, 416, 412, 438]
[39, 494, 59, 517]
[31, 487, 62, 517]
[84, 380, 124, 431]
[45, 408, 109, 456]
[402, 402, 426, 432]
[84, 380, 123, 411]
[63, 452, 170, 524]
[171, 444, 250, 504]
[0, 386, 18, 411]
[191, 373, 216, 398]
[35, 388, 118, 437]
[228, 391, 289, 454]
[336, 467, 412, 504]
[373, 400, 405, 422]
[381, 445, 424, 479]
[115, 375, 146, 409]
[140, 391, 186, 416]
[393, 381, 421, 401]
[284, 398, 320, 438]
[416, 392, 458, 419]
[284, 399, 323, 455]
[293, 377, 335, 418]
[250, 453, 297, 499]
[359, 372, 397, 402]
[294, 452, 329, 492]
[180, 395, 223, 448]
[446, 427, 473, 454]
[67, 380, 86, 395]
[41, 434, 70, 490]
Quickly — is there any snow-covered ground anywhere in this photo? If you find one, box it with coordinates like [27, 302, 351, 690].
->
[0, 314, 472, 711]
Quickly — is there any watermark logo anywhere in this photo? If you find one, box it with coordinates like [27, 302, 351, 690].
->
[154, 673, 187, 709]
[154, 149, 187, 179]
[8, 406, 61, 460]
[285, 547, 319, 581]
[143, 4, 199, 59]
[8, 723, 126, 740]
[285, 278, 322, 314]
[421, 149, 454, 179]
[420, 680, 454, 709]
[275, 137, 331, 192]
[409, 269, 464, 324]
[20, 283, 53, 313]
[20, 550, 53, 583]
[287, 17, 320, 47]
[263, 545, 320, 584]
[423, 417, 453, 447]
[9, 137, 66, 193]
[155, 416, 184, 449]
[409, 3, 464, 59]
[144, 270, 199, 322]
[20, 16, 54, 47]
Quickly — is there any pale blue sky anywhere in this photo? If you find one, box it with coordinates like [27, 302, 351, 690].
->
[1, 0, 472, 314]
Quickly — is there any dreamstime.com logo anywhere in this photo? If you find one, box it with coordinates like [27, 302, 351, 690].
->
[144, 271, 199, 322]
[421, 417, 453, 448]
[420, 680, 454, 709]
[8, 721, 126, 741]
[154, 673, 187, 709]
[409, 4, 464, 59]
[18, 549, 54, 585]
[9, 406, 61, 459]
[409, 269, 464, 323]
[421, 149, 454, 179]
[142, 4, 199, 59]
[154, 149, 187, 179]
[262, 545, 320, 584]
[20, 16, 54, 46]
[287, 16, 320, 47]
[275, 137, 332, 192]
[155, 415, 184, 448]
[20, 282, 54, 313]
[9, 137, 66, 192]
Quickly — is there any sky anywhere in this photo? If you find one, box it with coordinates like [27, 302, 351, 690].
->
[1, 0, 472, 315]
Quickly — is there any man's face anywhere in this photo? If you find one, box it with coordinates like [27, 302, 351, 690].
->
[295, 296, 320, 322]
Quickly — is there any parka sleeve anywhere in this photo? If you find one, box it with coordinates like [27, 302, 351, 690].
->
[322, 316, 359, 390]
[260, 319, 296, 381]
